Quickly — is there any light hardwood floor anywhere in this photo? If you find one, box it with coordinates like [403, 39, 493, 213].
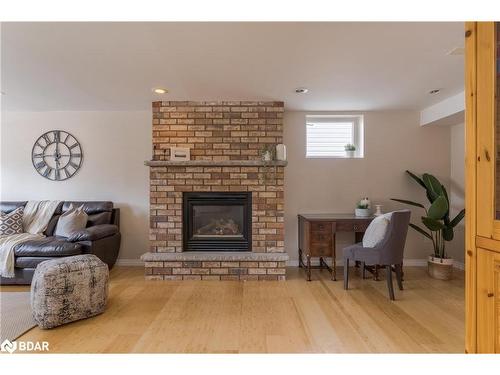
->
[1, 266, 464, 353]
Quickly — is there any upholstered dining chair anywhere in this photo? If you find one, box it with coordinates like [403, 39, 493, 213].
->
[343, 210, 411, 300]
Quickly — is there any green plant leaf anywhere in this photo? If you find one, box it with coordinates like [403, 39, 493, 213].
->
[422, 173, 444, 201]
[390, 198, 425, 209]
[443, 226, 454, 241]
[422, 216, 445, 231]
[405, 170, 427, 189]
[409, 223, 433, 240]
[441, 185, 451, 223]
[449, 209, 465, 227]
[427, 195, 449, 220]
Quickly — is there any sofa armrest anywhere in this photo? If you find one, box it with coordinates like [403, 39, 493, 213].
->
[68, 224, 119, 242]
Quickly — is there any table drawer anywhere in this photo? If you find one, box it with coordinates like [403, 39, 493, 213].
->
[311, 231, 332, 243]
[336, 221, 369, 232]
[310, 222, 333, 233]
[309, 243, 332, 256]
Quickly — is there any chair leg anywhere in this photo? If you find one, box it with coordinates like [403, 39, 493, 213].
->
[361, 261, 366, 279]
[395, 263, 404, 290]
[386, 265, 395, 301]
[306, 255, 312, 282]
[344, 258, 349, 290]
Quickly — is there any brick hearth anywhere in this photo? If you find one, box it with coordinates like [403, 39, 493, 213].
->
[142, 101, 288, 280]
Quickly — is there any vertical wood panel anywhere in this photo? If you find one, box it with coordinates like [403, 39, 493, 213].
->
[476, 23, 496, 239]
[465, 21, 477, 354]
[476, 248, 498, 353]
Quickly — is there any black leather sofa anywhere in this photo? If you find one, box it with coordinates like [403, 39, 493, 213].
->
[0, 201, 121, 285]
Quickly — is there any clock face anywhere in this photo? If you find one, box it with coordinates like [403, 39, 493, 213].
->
[32, 130, 83, 181]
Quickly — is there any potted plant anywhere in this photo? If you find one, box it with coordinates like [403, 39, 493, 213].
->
[355, 197, 371, 217]
[344, 144, 356, 157]
[391, 171, 465, 280]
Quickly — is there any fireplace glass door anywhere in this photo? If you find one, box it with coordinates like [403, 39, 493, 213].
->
[193, 205, 244, 239]
[183, 192, 252, 251]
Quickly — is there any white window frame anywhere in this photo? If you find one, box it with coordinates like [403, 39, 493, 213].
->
[305, 114, 364, 159]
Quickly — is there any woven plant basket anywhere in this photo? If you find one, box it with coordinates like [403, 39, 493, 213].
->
[427, 256, 453, 280]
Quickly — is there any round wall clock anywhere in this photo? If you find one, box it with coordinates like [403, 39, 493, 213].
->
[31, 130, 83, 181]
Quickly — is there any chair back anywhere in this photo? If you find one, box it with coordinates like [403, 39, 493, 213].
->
[377, 210, 411, 265]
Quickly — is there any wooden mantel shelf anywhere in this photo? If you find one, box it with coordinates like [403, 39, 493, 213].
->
[144, 160, 288, 167]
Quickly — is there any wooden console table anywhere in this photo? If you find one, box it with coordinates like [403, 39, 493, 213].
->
[298, 214, 374, 281]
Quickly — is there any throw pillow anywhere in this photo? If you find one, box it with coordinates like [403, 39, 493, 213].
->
[0, 206, 24, 236]
[54, 204, 88, 238]
[362, 214, 390, 248]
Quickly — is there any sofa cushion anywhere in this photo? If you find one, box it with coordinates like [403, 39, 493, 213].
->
[14, 237, 83, 257]
[0, 201, 27, 214]
[15, 256, 55, 269]
[87, 211, 112, 226]
[55, 204, 88, 237]
[62, 201, 113, 215]
[44, 214, 61, 236]
[68, 224, 119, 242]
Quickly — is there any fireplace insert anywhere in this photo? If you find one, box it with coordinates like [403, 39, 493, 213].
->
[183, 192, 252, 251]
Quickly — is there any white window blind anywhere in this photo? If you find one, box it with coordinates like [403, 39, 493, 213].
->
[306, 115, 364, 158]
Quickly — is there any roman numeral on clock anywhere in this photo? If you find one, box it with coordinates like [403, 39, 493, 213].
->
[43, 167, 53, 178]
[42, 133, 51, 145]
[35, 161, 46, 170]
[69, 161, 79, 169]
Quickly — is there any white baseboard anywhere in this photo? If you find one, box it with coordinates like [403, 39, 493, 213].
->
[117, 257, 465, 270]
[115, 259, 144, 267]
[286, 258, 465, 270]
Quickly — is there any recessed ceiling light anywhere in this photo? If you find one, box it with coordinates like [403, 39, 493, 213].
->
[295, 87, 309, 94]
[429, 89, 441, 95]
[153, 88, 168, 94]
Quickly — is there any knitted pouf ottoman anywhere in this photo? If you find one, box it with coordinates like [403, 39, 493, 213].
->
[31, 254, 109, 329]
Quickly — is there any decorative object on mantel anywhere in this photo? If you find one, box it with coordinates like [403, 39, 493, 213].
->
[144, 160, 288, 167]
[32, 130, 83, 181]
[259, 144, 278, 185]
[374, 204, 383, 216]
[276, 144, 287, 161]
[391, 170, 465, 280]
[170, 147, 190, 161]
[355, 197, 371, 217]
[260, 144, 276, 162]
[344, 143, 356, 158]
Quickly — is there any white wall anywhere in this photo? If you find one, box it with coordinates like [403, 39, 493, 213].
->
[0, 111, 151, 261]
[448, 122, 465, 263]
[1, 109, 460, 265]
[284, 111, 452, 262]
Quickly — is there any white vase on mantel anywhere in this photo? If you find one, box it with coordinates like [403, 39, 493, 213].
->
[263, 151, 272, 162]
[276, 144, 287, 161]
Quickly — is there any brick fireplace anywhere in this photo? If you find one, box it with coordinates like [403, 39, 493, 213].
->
[141, 101, 288, 280]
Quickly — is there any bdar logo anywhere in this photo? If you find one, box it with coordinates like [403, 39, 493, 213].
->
[1, 339, 17, 353]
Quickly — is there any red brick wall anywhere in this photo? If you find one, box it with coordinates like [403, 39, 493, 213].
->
[152, 101, 284, 161]
[149, 101, 285, 254]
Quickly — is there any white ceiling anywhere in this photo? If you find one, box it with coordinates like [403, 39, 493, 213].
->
[1, 22, 464, 112]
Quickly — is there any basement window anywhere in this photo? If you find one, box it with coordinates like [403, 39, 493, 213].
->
[305, 115, 364, 158]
